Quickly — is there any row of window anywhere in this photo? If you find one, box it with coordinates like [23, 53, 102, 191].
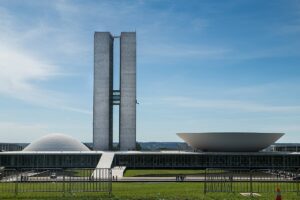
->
[0, 155, 101, 168]
[1, 154, 300, 169]
[114, 154, 300, 169]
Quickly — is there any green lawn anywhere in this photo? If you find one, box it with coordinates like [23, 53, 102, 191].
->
[65, 169, 93, 177]
[1, 182, 299, 200]
[112, 182, 299, 200]
[124, 169, 210, 177]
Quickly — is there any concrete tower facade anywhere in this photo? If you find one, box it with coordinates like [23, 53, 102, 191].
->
[120, 32, 136, 150]
[93, 32, 114, 150]
[93, 31, 136, 151]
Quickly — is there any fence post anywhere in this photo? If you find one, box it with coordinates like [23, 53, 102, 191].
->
[204, 169, 207, 195]
[250, 170, 253, 197]
[109, 169, 112, 197]
[69, 173, 71, 194]
[14, 172, 18, 196]
[297, 169, 300, 196]
[230, 174, 233, 193]
[63, 171, 65, 197]
[297, 178, 299, 196]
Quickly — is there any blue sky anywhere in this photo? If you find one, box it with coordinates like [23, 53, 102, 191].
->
[0, 0, 300, 143]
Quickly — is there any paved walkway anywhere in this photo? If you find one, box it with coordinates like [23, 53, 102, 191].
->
[95, 152, 115, 169]
[116, 176, 292, 182]
[117, 176, 205, 182]
[92, 152, 115, 179]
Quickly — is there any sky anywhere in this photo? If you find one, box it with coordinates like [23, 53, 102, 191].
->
[0, 0, 300, 143]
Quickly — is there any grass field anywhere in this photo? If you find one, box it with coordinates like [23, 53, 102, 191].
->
[65, 169, 93, 177]
[0, 182, 299, 200]
[124, 169, 210, 177]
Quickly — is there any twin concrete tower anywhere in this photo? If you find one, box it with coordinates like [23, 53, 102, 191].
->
[93, 32, 136, 151]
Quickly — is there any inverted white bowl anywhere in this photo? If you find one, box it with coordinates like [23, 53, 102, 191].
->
[177, 132, 284, 152]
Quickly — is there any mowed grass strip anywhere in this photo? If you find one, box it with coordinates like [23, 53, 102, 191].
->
[112, 182, 298, 200]
[65, 169, 93, 177]
[124, 169, 208, 177]
[1, 182, 300, 199]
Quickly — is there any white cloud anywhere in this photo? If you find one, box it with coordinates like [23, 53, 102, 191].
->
[51, 0, 226, 60]
[0, 122, 48, 142]
[0, 45, 56, 92]
[0, 5, 90, 114]
[158, 96, 300, 113]
[0, 43, 91, 114]
[140, 43, 230, 59]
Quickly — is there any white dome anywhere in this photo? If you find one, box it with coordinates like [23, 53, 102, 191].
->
[23, 133, 90, 151]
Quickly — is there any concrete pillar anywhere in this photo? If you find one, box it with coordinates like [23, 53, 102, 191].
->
[119, 32, 136, 150]
[93, 32, 114, 150]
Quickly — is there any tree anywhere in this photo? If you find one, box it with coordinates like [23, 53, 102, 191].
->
[136, 142, 142, 151]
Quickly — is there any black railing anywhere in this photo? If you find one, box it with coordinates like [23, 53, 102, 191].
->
[204, 168, 300, 195]
[0, 168, 112, 196]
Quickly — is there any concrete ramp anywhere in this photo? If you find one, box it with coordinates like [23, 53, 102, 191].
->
[96, 152, 115, 169]
[92, 152, 115, 179]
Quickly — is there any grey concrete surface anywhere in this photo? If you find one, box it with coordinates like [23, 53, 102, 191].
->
[119, 32, 136, 151]
[95, 152, 115, 168]
[93, 32, 114, 150]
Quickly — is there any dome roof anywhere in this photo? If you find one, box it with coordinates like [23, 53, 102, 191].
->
[23, 133, 90, 151]
[177, 132, 284, 152]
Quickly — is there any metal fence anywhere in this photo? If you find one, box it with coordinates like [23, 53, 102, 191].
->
[204, 168, 300, 195]
[0, 168, 112, 196]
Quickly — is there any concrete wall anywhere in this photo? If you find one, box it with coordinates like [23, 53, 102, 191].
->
[93, 32, 114, 150]
[119, 32, 136, 150]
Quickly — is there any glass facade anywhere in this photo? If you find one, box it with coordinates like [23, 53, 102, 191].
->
[1, 152, 300, 170]
[0, 154, 101, 168]
[113, 153, 300, 169]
